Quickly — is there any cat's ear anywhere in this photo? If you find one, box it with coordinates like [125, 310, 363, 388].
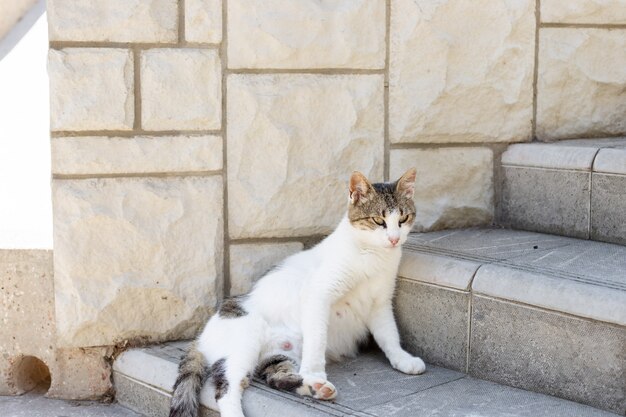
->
[349, 171, 373, 205]
[395, 167, 416, 199]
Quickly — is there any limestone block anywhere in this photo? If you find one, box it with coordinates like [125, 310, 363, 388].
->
[52, 176, 223, 347]
[229, 242, 303, 296]
[390, 0, 535, 143]
[0, 250, 112, 399]
[228, 0, 385, 69]
[52, 135, 223, 175]
[227, 74, 384, 238]
[47, 0, 178, 42]
[390, 148, 494, 231]
[541, 0, 626, 24]
[49, 48, 134, 131]
[186, 0, 222, 43]
[141, 49, 221, 130]
[537, 29, 626, 140]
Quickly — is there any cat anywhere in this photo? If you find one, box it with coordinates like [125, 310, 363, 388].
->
[169, 168, 425, 417]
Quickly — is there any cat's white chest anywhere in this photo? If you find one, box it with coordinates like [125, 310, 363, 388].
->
[325, 253, 398, 360]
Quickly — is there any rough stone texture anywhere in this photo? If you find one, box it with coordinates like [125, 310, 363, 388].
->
[470, 296, 626, 414]
[227, 0, 385, 69]
[500, 166, 590, 238]
[390, 148, 494, 231]
[48, 48, 134, 131]
[0, 250, 112, 399]
[390, 0, 535, 143]
[141, 49, 221, 131]
[229, 242, 303, 296]
[52, 135, 223, 175]
[47, 0, 178, 42]
[227, 74, 384, 238]
[185, 0, 222, 44]
[395, 279, 469, 372]
[541, 0, 626, 24]
[591, 173, 626, 245]
[0, 0, 37, 41]
[52, 176, 223, 347]
[537, 29, 626, 140]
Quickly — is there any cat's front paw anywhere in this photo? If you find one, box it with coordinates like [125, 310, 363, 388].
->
[297, 375, 337, 400]
[391, 354, 426, 375]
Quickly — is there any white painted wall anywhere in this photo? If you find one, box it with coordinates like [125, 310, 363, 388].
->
[0, 10, 52, 248]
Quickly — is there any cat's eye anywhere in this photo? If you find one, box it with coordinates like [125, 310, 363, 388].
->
[399, 214, 410, 225]
[372, 217, 386, 227]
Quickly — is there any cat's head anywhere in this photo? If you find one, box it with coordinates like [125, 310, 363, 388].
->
[347, 168, 417, 249]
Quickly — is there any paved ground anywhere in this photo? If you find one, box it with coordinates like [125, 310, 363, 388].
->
[0, 387, 143, 417]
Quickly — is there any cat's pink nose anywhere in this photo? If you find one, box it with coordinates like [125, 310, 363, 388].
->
[389, 237, 400, 246]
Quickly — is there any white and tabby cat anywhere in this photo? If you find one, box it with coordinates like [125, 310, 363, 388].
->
[169, 169, 425, 417]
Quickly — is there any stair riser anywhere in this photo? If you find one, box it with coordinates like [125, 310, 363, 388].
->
[499, 166, 590, 239]
[395, 279, 626, 414]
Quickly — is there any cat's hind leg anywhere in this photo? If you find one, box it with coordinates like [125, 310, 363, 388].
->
[256, 354, 337, 400]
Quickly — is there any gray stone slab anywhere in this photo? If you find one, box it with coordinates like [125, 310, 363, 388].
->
[0, 387, 142, 417]
[591, 173, 626, 245]
[115, 342, 465, 417]
[406, 228, 626, 291]
[472, 265, 626, 326]
[326, 350, 464, 410]
[395, 279, 470, 371]
[406, 228, 576, 262]
[469, 296, 626, 414]
[398, 250, 480, 290]
[501, 237, 626, 290]
[363, 376, 620, 417]
[500, 166, 590, 238]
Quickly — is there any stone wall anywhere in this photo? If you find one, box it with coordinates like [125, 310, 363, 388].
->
[44, 0, 626, 375]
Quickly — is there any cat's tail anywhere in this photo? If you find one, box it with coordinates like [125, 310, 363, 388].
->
[169, 342, 209, 417]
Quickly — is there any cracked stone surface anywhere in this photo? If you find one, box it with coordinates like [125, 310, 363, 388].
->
[227, 74, 384, 239]
[537, 28, 626, 140]
[52, 176, 223, 347]
[390, 0, 535, 143]
[227, 0, 385, 69]
[48, 48, 134, 131]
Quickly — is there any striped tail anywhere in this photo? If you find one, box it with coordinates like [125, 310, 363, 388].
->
[169, 342, 209, 417]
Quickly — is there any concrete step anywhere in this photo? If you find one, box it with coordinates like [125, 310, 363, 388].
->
[499, 138, 626, 244]
[112, 342, 619, 417]
[397, 228, 625, 414]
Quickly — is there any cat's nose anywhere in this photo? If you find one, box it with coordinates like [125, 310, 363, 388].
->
[388, 237, 400, 246]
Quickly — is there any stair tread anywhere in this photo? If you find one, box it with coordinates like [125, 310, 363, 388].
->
[113, 341, 619, 417]
[402, 228, 626, 325]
